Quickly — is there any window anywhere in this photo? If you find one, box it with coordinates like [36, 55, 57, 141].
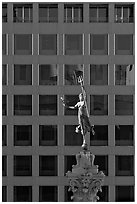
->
[14, 95, 32, 115]
[14, 65, 32, 85]
[14, 156, 32, 176]
[64, 4, 83, 23]
[90, 95, 108, 115]
[64, 156, 76, 173]
[97, 186, 108, 202]
[39, 64, 58, 85]
[13, 4, 33, 23]
[14, 34, 32, 55]
[115, 125, 134, 146]
[89, 4, 108, 22]
[115, 65, 134, 85]
[115, 95, 133, 115]
[90, 34, 108, 55]
[2, 95, 7, 116]
[64, 95, 78, 115]
[39, 4, 58, 23]
[14, 125, 32, 146]
[2, 125, 7, 146]
[115, 34, 133, 55]
[115, 155, 134, 176]
[65, 34, 83, 55]
[64, 186, 73, 202]
[39, 125, 57, 146]
[115, 4, 134, 23]
[64, 64, 83, 85]
[39, 95, 57, 115]
[2, 34, 7, 55]
[39, 186, 58, 202]
[94, 155, 108, 175]
[65, 125, 83, 146]
[2, 4, 7, 22]
[2, 65, 7, 85]
[14, 186, 32, 202]
[115, 186, 134, 202]
[39, 34, 57, 55]
[2, 186, 7, 202]
[39, 156, 57, 176]
[90, 125, 108, 146]
[2, 156, 7, 176]
[90, 64, 108, 85]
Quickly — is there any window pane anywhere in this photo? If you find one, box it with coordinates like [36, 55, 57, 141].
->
[65, 125, 83, 146]
[90, 125, 108, 146]
[2, 186, 7, 202]
[39, 156, 57, 176]
[14, 95, 32, 115]
[115, 34, 133, 55]
[94, 155, 108, 175]
[2, 34, 7, 55]
[14, 125, 32, 146]
[2, 125, 7, 146]
[89, 4, 108, 22]
[90, 95, 108, 115]
[13, 4, 33, 23]
[115, 65, 134, 85]
[64, 156, 76, 173]
[64, 186, 73, 202]
[39, 64, 58, 85]
[98, 6, 108, 22]
[115, 156, 134, 176]
[90, 34, 108, 55]
[14, 156, 32, 176]
[39, 125, 57, 146]
[14, 34, 32, 55]
[64, 4, 83, 23]
[14, 186, 32, 202]
[2, 156, 7, 176]
[89, 7, 97, 22]
[39, 186, 58, 201]
[65, 34, 83, 55]
[64, 95, 78, 115]
[39, 4, 58, 23]
[2, 95, 7, 116]
[115, 4, 134, 23]
[90, 64, 108, 85]
[2, 4, 7, 22]
[39, 34, 57, 55]
[2, 65, 7, 85]
[115, 186, 134, 202]
[39, 95, 57, 115]
[97, 186, 108, 202]
[14, 65, 32, 85]
[115, 95, 133, 115]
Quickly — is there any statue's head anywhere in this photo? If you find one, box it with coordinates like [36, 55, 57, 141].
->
[79, 93, 84, 101]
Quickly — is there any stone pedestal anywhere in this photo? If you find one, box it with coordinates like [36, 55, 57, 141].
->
[66, 146, 105, 202]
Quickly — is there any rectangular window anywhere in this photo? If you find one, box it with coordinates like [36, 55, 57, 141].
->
[2, 34, 7, 55]
[115, 95, 133, 115]
[115, 186, 134, 202]
[14, 156, 32, 176]
[65, 125, 83, 146]
[65, 34, 83, 55]
[14, 34, 32, 55]
[14, 186, 32, 202]
[89, 4, 108, 22]
[64, 4, 83, 23]
[115, 64, 134, 85]
[14, 125, 32, 146]
[64, 64, 83, 85]
[115, 4, 134, 23]
[2, 4, 7, 22]
[14, 65, 32, 85]
[94, 155, 108, 175]
[90, 34, 108, 55]
[39, 4, 58, 23]
[39, 95, 57, 115]
[2, 95, 7, 116]
[39, 34, 57, 55]
[64, 156, 76, 174]
[90, 95, 108, 115]
[115, 155, 134, 176]
[39, 186, 58, 202]
[14, 95, 32, 115]
[39, 156, 57, 176]
[2, 65, 7, 85]
[90, 125, 108, 146]
[2, 155, 7, 176]
[90, 64, 108, 85]
[39, 64, 58, 85]
[64, 95, 78, 115]
[39, 125, 57, 146]
[115, 34, 133, 55]
[13, 4, 33, 23]
[2, 125, 7, 146]
[2, 186, 7, 202]
[115, 125, 133, 146]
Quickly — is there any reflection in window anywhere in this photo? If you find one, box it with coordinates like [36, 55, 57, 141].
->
[90, 95, 108, 115]
[39, 95, 57, 115]
[39, 125, 57, 146]
[115, 34, 133, 55]
[14, 65, 32, 85]
[39, 64, 58, 85]
[90, 34, 108, 55]
[13, 4, 33, 23]
[39, 4, 58, 23]
[115, 155, 134, 176]
[115, 186, 134, 202]
[89, 4, 108, 22]
[2, 34, 7, 55]
[65, 34, 83, 55]
[2, 4, 7, 22]
[94, 155, 108, 175]
[65, 125, 83, 146]
[2, 65, 7, 85]
[115, 95, 133, 115]
[14, 156, 32, 176]
[64, 4, 83, 23]
[64, 64, 83, 85]
[2, 95, 7, 116]
[64, 95, 78, 115]
[115, 4, 134, 23]
[39, 34, 57, 55]
[90, 125, 108, 146]
[2, 125, 7, 146]
[115, 125, 134, 146]
[39, 156, 57, 176]
[2, 156, 7, 176]
[14, 186, 32, 202]
[90, 64, 108, 85]
[39, 186, 58, 202]
[2, 186, 7, 202]
[14, 125, 32, 146]
[115, 65, 134, 85]
[14, 95, 32, 115]
[14, 34, 32, 55]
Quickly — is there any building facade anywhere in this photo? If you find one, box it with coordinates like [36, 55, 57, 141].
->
[2, 2, 135, 202]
